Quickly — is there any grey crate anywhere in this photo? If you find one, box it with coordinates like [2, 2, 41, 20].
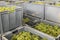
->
[3, 25, 60, 40]
[23, 19, 60, 40]
[2, 27, 34, 40]
[45, 5, 60, 24]
[0, 6, 23, 33]
[23, 3, 44, 19]
[25, 26, 60, 40]
[30, 19, 60, 40]
[2, 26, 46, 40]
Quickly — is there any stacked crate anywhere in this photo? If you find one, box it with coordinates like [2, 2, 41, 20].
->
[0, 5, 23, 34]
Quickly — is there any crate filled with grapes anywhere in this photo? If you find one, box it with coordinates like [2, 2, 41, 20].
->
[3, 27, 47, 40]
[30, 20, 60, 40]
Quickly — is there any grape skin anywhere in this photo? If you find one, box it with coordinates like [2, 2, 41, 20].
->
[34, 23, 60, 37]
[11, 31, 47, 40]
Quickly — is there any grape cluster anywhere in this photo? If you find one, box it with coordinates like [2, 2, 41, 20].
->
[34, 23, 60, 37]
[11, 31, 47, 40]
[23, 18, 30, 23]
[0, 6, 16, 13]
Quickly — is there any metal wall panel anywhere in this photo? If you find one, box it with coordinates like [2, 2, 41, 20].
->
[45, 5, 60, 24]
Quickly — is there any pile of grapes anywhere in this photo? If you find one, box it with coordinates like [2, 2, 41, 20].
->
[0, 6, 16, 13]
[34, 23, 60, 37]
[23, 18, 30, 23]
[11, 31, 47, 40]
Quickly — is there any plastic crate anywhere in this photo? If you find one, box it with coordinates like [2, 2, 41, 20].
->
[0, 6, 23, 33]
[2, 26, 47, 40]
[29, 19, 60, 40]
[8, 6, 23, 30]
[23, 2, 44, 19]
[27, 25, 60, 40]
[2, 25, 60, 40]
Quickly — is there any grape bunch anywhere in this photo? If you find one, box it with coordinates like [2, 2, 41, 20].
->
[23, 18, 30, 23]
[34, 23, 60, 37]
[11, 31, 47, 40]
[0, 6, 16, 13]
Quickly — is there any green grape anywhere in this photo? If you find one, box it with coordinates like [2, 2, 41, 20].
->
[53, 25, 59, 30]
[23, 18, 30, 23]
[11, 34, 17, 40]
[11, 31, 48, 40]
[41, 38, 47, 40]
[32, 35, 39, 40]
[57, 29, 60, 35]
[34, 23, 60, 37]
[17, 37, 24, 40]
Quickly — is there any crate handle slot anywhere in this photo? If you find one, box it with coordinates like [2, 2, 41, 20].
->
[12, 30, 18, 34]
